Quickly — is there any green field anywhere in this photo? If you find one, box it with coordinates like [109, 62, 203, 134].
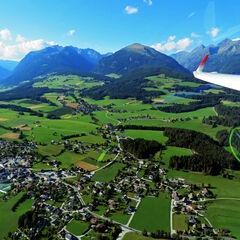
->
[32, 161, 55, 171]
[160, 146, 192, 165]
[55, 150, 113, 169]
[43, 93, 63, 106]
[109, 211, 131, 224]
[97, 149, 109, 162]
[0, 192, 33, 239]
[92, 162, 125, 182]
[66, 219, 89, 236]
[124, 130, 168, 144]
[130, 193, 170, 232]
[123, 232, 159, 240]
[34, 75, 103, 90]
[27, 119, 98, 143]
[10, 98, 58, 112]
[168, 170, 240, 198]
[77, 134, 105, 144]
[55, 151, 83, 168]
[222, 100, 240, 107]
[173, 214, 187, 231]
[206, 200, 240, 238]
[124, 118, 227, 139]
[38, 144, 64, 156]
[159, 94, 196, 104]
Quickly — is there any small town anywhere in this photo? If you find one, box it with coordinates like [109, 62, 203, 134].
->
[0, 125, 230, 240]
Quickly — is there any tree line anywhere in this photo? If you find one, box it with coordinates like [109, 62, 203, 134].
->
[157, 97, 220, 113]
[203, 104, 240, 127]
[120, 138, 164, 159]
[0, 103, 43, 117]
[164, 128, 240, 175]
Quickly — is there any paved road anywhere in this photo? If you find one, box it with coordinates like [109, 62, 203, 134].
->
[85, 208, 141, 233]
[126, 199, 141, 227]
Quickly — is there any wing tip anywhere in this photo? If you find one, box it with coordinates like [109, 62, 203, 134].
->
[200, 54, 209, 66]
[196, 54, 209, 72]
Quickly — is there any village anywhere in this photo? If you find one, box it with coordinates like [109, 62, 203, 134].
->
[0, 124, 230, 240]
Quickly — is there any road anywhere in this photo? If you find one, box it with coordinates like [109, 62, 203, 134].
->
[212, 106, 218, 116]
[126, 198, 141, 227]
[105, 111, 121, 125]
[170, 199, 175, 236]
[85, 208, 141, 233]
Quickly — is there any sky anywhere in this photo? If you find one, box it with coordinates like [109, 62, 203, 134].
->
[1, 0, 240, 60]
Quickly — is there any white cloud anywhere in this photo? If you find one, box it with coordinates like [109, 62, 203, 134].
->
[16, 34, 26, 43]
[151, 36, 193, 53]
[191, 32, 201, 38]
[0, 31, 54, 60]
[207, 27, 220, 38]
[125, 5, 138, 14]
[233, 37, 240, 41]
[188, 12, 196, 18]
[0, 29, 12, 41]
[168, 35, 176, 41]
[67, 29, 76, 36]
[143, 0, 153, 6]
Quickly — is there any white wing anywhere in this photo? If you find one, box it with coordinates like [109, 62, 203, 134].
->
[193, 55, 240, 91]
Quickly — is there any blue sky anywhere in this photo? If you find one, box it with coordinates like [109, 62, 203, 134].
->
[0, 0, 240, 60]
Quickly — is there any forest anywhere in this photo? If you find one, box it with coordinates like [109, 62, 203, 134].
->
[164, 128, 239, 175]
[120, 138, 164, 159]
[157, 98, 219, 113]
[203, 104, 240, 127]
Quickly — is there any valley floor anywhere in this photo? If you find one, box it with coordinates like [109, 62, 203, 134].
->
[0, 74, 240, 239]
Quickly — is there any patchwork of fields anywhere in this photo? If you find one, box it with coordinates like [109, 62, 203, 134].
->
[0, 74, 240, 239]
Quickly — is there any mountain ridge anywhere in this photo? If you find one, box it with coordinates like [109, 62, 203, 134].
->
[0, 60, 18, 71]
[172, 38, 240, 74]
[1, 43, 191, 86]
[95, 43, 191, 77]
[0, 66, 11, 81]
[2, 45, 103, 86]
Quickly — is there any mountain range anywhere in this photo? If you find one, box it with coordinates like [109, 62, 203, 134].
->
[2, 39, 240, 87]
[0, 43, 191, 86]
[172, 38, 240, 74]
[95, 43, 190, 77]
[2, 46, 105, 86]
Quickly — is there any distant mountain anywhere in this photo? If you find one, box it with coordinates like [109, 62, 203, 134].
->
[0, 60, 18, 71]
[95, 43, 191, 77]
[172, 38, 240, 74]
[1, 43, 190, 86]
[2, 46, 103, 86]
[0, 66, 11, 81]
[77, 48, 110, 64]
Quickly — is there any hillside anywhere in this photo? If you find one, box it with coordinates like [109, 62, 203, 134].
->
[0, 43, 192, 87]
[96, 43, 191, 76]
[0, 66, 11, 81]
[172, 38, 240, 73]
[0, 60, 18, 71]
[1, 46, 102, 86]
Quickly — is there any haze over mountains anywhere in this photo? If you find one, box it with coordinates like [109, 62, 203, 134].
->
[0, 43, 191, 86]
[0, 66, 11, 81]
[95, 43, 189, 76]
[172, 38, 240, 74]
[1, 46, 103, 86]
[1, 39, 240, 86]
